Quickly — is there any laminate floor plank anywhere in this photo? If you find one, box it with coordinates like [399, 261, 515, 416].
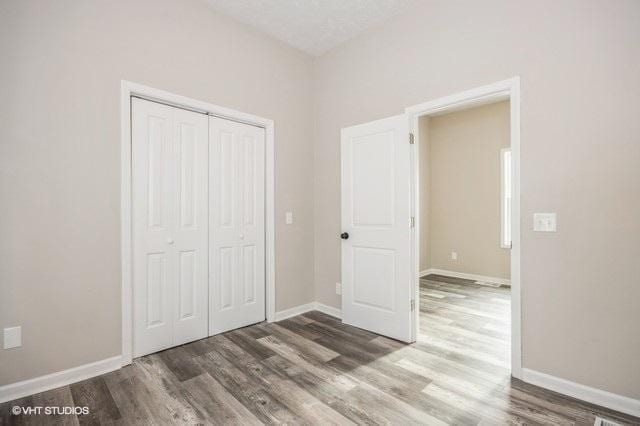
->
[317, 337, 431, 390]
[261, 323, 340, 363]
[156, 346, 204, 382]
[181, 373, 262, 425]
[3, 275, 639, 425]
[194, 348, 303, 424]
[1, 396, 36, 426]
[327, 355, 477, 425]
[134, 355, 208, 424]
[257, 335, 358, 392]
[69, 376, 122, 425]
[261, 354, 388, 425]
[14, 387, 74, 426]
[207, 334, 351, 425]
[102, 365, 157, 425]
[273, 318, 324, 341]
[222, 328, 279, 361]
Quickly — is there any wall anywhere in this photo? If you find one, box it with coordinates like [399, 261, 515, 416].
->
[421, 101, 510, 279]
[0, 0, 314, 386]
[313, 0, 640, 399]
[418, 114, 431, 272]
[2, 0, 639, 403]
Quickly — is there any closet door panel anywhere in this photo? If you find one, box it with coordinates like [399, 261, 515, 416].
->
[132, 98, 174, 357]
[209, 117, 265, 335]
[172, 107, 209, 345]
[132, 99, 208, 357]
[238, 130, 265, 315]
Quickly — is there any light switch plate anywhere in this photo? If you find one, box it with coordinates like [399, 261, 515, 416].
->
[285, 211, 293, 225]
[335, 282, 342, 295]
[3, 326, 21, 349]
[533, 213, 557, 232]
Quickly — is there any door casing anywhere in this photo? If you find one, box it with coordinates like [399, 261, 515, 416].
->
[120, 80, 276, 366]
[405, 77, 522, 378]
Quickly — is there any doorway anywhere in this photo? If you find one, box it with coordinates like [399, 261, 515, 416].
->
[339, 77, 520, 377]
[120, 81, 277, 365]
[408, 77, 521, 377]
[416, 99, 513, 379]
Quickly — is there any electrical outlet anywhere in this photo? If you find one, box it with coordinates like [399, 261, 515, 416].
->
[335, 282, 342, 295]
[451, 251, 458, 261]
[3, 326, 21, 349]
[285, 211, 293, 225]
[533, 213, 556, 232]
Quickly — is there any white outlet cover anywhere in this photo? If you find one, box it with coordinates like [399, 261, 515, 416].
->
[533, 213, 557, 232]
[335, 282, 342, 295]
[451, 251, 458, 260]
[285, 211, 293, 225]
[3, 326, 21, 349]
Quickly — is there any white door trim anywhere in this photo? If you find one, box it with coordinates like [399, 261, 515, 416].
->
[405, 77, 522, 378]
[120, 80, 276, 366]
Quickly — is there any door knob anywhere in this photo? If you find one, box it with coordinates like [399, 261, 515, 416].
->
[166, 238, 174, 245]
[340, 232, 349, 240]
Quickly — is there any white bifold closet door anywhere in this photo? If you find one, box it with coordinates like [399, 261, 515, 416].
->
[209, 116, 266, 335]
[132, 98, 208, 358]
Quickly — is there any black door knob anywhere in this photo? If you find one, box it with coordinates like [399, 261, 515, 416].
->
[340, 232, 349, 240]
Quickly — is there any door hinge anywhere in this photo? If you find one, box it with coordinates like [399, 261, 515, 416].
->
[410, 216, 415, 228]
[409, 133, 415, 144]
[411, 299, 415, 311]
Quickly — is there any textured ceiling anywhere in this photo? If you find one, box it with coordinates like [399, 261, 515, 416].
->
[204, 0, 419, 56]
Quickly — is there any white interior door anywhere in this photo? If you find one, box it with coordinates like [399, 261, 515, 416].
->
[132, 98, 208, 357]
[341, 115, 413, 342]
[209, 116, 266, 335]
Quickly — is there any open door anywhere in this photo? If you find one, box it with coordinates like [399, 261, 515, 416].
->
[341, 115, 413, 342]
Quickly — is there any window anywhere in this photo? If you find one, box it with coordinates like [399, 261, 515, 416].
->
[501, 148, 512, 248]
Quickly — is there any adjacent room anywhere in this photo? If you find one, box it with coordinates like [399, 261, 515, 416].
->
[417, 100, 513, 390]
[1, 0, 639, 424]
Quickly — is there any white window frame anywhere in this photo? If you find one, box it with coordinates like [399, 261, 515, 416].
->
[501, 147, 512, 249]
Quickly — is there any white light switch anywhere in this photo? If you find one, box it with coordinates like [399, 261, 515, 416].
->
[533, 213, 557, 232]
[3, 326, 21, 349]
[285, 211, 293, 225]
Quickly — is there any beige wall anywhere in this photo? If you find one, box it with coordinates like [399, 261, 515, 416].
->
[420, 101, 510, 279]
[2, 0, 639, 403]
[313, 0, 640, 399]
[0, 0, 314, 385]
[418, 114, 431, 273]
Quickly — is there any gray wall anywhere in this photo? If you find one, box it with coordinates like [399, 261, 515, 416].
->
[420, 101, 511, 279]
[0, 0, 315, 385]
[313, 0, 640, 399]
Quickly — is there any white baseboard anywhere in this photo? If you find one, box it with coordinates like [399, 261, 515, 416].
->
[273, 301, 342, 322]
[273, 302, 317, 321]
[0, 355, 122, 404]
[420, 268, 511, 286]
[522, 368, 640, 418]
[313, 302, 342, 319]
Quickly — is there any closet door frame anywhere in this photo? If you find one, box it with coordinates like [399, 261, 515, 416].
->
[120, 80, 276, 366]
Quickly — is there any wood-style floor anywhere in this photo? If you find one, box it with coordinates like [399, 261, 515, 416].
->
[2, 274, 639, 425]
